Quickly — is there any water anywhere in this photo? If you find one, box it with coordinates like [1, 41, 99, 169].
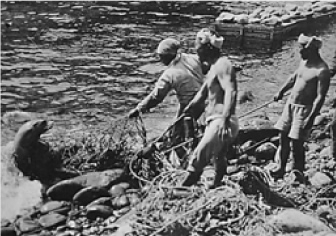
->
[1, 1, 336, 222]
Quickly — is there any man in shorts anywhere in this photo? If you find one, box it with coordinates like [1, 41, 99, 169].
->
[182, 28, 239, 188]
[272, 34, 331, 180]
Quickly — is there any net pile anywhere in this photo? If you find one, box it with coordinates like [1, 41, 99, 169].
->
[128, 162, 336, 236]
[130, 170, 250, 236]
[42, 117, 147, 174]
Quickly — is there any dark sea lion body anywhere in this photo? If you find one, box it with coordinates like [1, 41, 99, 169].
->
[12, 120, 77, 183]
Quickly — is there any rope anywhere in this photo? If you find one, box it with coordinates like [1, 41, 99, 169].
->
[238, 93, 289, 119]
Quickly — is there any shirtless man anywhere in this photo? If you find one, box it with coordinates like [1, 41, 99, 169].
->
[182, 28, 239, 187]
[272, 34, 331, 180]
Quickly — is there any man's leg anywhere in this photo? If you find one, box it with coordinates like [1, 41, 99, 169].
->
[292, 139, 305, 175]
[272, 131, 291, 178]
[182, 142, 207, 187]
[182, 121, 216, 187]
[212, 148, 228, 188]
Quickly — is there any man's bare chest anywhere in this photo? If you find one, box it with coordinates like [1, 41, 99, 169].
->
[296, 66, 318, 83]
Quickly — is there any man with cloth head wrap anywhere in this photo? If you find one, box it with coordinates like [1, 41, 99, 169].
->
[182, 28, 239, 188]
[129, 38, 205, 157]
[272, 33, 331, 182]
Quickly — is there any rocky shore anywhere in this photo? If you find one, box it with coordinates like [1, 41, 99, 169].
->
[1, 1, 336, 236]
[1, 104, 336, 236]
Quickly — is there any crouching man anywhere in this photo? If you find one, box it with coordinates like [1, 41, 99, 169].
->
[182, 28, 239, 188]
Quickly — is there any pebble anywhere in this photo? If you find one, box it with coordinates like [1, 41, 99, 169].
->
[109, 182, 130, 198]
[310, 172, 333, 187]
[319, 146, 331, 158]
[86, 205, 114, 220]
[268, 209, 330, 233]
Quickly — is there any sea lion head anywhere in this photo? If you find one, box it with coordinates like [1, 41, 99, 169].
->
[13, 120, 53, 154]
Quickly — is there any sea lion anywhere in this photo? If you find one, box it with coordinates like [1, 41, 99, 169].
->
[13, 120, 78, 183]
[13, 120, 56, 180]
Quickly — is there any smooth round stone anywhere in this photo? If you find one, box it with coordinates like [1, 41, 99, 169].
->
[73, 186, 110, 206]
[86, 205, 114, 220]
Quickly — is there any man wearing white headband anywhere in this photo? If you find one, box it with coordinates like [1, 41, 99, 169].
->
[129, 38, 205, 155]
[182, 28, 239, 188]
[272, 33, 331, 182]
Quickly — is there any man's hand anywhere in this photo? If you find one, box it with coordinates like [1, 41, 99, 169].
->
[218, 117, 230, 139]
[274, 91, 283, 102]
[128, 108, 140, 118]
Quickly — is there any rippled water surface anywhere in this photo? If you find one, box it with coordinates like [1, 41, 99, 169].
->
[1, 1, 219, 119]
[1, 1, 336, 221]
[2, 2, 336, 126]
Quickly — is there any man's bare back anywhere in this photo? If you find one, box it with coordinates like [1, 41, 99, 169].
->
[205, 57, 237, 118]
[290, 60, 330, 105]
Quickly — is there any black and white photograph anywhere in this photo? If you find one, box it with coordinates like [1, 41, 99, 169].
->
[1, 1, 336, 235]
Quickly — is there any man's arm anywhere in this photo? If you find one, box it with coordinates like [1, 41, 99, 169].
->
[304, 68, 331, 128]
[129, 73, 172, 118]
[274, 71, 298, 101]
[136, 74, 172, 112]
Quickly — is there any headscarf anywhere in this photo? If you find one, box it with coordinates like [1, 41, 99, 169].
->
[157, 38, 180, 55]
[298, 33, 322, 49]
[195, 28, 224, 49]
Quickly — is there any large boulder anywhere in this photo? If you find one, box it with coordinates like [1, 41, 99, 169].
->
[68, 169, 125, 188]
[46, 181, 83, 201]
[254, 142, 277, 161]
[47, 169, 124, 201]
[38, 213, 67, 229]
[40, 201, 71, 215]
[73, 186, 110, 206]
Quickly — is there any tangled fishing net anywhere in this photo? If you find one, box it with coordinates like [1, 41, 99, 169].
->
[42, 117, 147, 174]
